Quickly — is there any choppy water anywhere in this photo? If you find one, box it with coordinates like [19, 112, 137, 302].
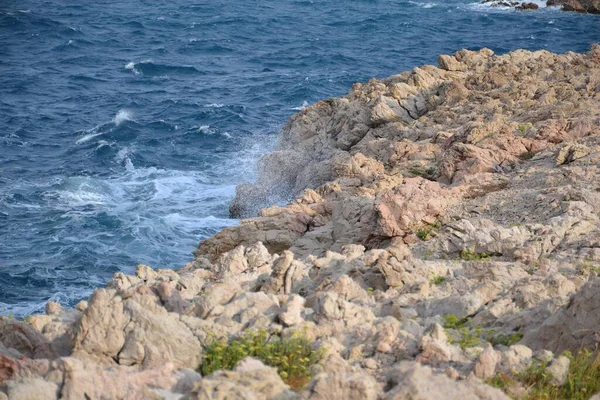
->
[0, 0, 598, 316]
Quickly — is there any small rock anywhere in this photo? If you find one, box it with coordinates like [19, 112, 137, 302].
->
[45, 301, 62, 316]
[445, 367, 460, 380]
[501, 345, 533, 372]
[362, 358, 378, 370]
[546, 355, 570, 386]
[74, 301, 88, 313]
[516, 2, 540, 9]
[278, 295, 305, 327]
[533, 349, 554, 363]
[135, 264, 157, 281]
[426, 323, 448, 343]
[474, 343, 499, 379]
[377, 342, 393, 354]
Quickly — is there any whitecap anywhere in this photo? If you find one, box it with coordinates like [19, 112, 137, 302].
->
[124, 157, 135, 172]
[408, 1, 437, 8]
[75, 124, 105, 144]
[95, 140, 113, 150]
[125, 61, 140, 75]
[114, 109, 133, 126]
[114, 146, 130, 163]
[204, 103, 225, 108]
[291, 100, 309, 110]
[75, 131, 104, 144]
[198, 125, 212, 134]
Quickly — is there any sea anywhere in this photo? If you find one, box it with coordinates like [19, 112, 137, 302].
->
[0, 0, 598, 316]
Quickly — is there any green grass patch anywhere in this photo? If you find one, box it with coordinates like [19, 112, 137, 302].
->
[458, 248, 492, 261]
[416, 220, 442, 241]
[200, 329, 323, 390]
[516, 122, 533, 135]
[577, 262, 600, 275]
[452, 327, 482, 349]
[488, 332, 524, 347]
[442, 314, 470, 330]
[488, 350, 600, 400]
[430, 275, 447, 286]
[409, 166, 438, 181]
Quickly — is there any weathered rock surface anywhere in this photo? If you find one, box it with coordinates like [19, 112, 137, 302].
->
[2, 45, 600, 399]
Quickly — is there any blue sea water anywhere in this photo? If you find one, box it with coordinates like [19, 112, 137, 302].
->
[0, 0, 598, 316]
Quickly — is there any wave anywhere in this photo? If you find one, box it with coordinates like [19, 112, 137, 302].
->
[408, 1, 437, 8]
[290, 100, 309, 110]
[75, 123, 108, 144]
[125, 60, 205, 76]
[114, 109, 134, 126]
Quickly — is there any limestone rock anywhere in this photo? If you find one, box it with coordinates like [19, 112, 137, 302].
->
[383, 361, 510, 399]
[6, 378, 58, 400]
[522, 278, 600, 353]
[183, 358, 298, 400]
[278, 295, 305, 327]
[545, 355, 570, 386]
[306, 372, 379, 400]
[473, 344, 499, 379]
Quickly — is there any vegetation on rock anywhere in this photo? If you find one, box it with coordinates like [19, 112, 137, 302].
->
[200, 329, 323, 390]
[489, 350, 600, 400]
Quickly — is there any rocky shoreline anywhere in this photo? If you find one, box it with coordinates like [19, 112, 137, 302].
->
[482, 0, 600, 13]
[2, 45, 600, 399]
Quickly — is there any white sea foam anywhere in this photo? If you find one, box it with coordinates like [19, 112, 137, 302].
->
[114, 109, 133, 126]
[115, 146, 130, 163]
[204, 103, 225, 108]
[291, 100, 309, 110]
[198, 125, 212, 134]
[468, 0, 548, 10]
[125, 61, 141, 75]
[75, 123, 106, 144]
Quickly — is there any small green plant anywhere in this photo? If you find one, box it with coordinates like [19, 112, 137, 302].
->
[415, 220, 442, 241]
[525, 266, 536, 275]
[367, 287, 374, 295]
[517, 122, 533, 135]
[442, 314, 469, 330]
[458, 248, 491, 262]
[409, 166, 438, 181]
[489, 332, 524, 347]
[578, 262, 600, 275]
[457, 327, 482, 349]
[430, 275, 447, 286]
[488, 350, 600, 400]
[200, 329, 323, 390]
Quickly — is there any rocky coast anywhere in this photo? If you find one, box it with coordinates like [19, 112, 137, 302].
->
[482, 0, 600, 13]
[2, 45, 600, 399]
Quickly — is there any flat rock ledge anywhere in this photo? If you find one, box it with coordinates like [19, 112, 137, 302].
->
[2, 44, 600, 399]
